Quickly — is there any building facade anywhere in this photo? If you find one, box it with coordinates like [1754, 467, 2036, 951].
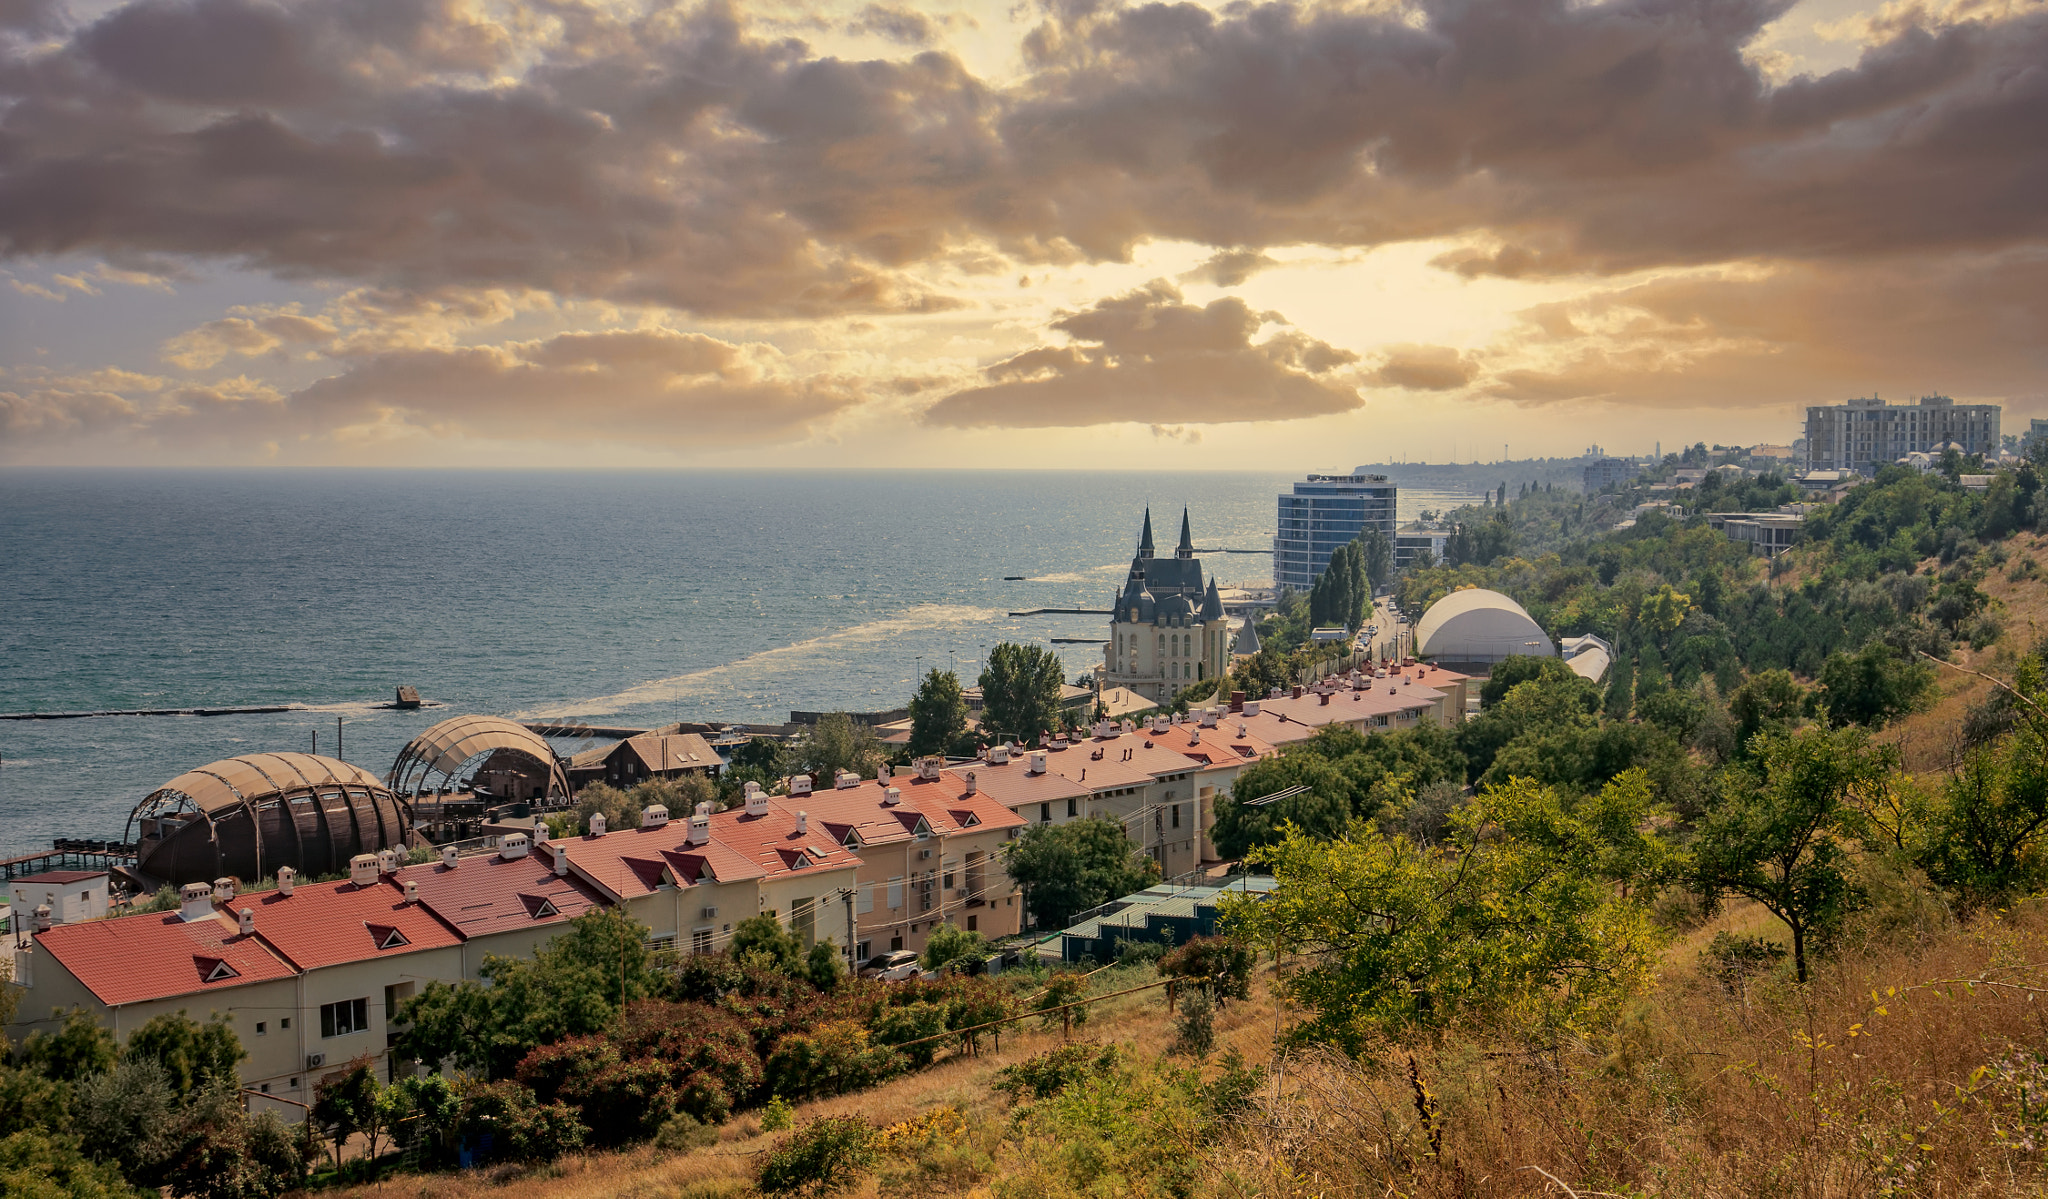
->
[1582, 458, 1637, 494]
[1804, 395, 2001, 473]
[1273, 475, 1398, 591]
[1102, 510, 1231, 704]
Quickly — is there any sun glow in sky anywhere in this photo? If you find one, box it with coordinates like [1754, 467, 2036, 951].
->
[2, 0, 2044, 468]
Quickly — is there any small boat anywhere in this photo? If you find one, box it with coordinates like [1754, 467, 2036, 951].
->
[1003, 575, 1026, 580]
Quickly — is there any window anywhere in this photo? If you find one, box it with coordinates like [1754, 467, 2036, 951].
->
[1067, 797, 1077, 817]
[692, 928, 712, 954]
[255, 1022, 267, 1036]
[890, 935, 904, 951]
[280, 1018, 290, 1030]
[1040, 802, 1051, 822]
[967, 915, 978, 932]
[320, 998, 369, 1038]
[943, 870, 955, 889]
[384, 981, 415, 1022]
[887, 877, 904, 909]
[1171, 804, 1181, 829]
[856, 941, 871, 961]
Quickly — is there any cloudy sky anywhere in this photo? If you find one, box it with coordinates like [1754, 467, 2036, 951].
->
[1, 0, 2042, 468]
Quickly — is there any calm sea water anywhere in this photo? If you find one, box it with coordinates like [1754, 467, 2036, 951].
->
[0, 468, 1484, 857]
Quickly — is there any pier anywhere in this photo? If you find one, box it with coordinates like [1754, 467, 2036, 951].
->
[1008, 607, 1115, 617]
[0, 841, 137, 881]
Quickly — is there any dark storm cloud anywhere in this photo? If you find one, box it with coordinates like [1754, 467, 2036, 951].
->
[2, 0, 2044, 315]
[921, 280, 1361, 427]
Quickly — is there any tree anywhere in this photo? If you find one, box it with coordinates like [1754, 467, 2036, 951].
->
[1226, 773, 1667, 1052]
[793, 712, 886, 781]
[731, 914, 805, 975]
[1921, 728, 2048, 912]
[70, 1060, 178, 1183]
[1692, 726, 1883, 983]
[1478, 654, 1580, 708]
[1813, 640, 1934, 728]
[1002, 817, 1159, 929]
[920, 923, 987, 971]
[572, 781, 639, 835]
[123, 1012, 244, 1100]
[906, 668, 970, 757]
[1729, 668, 1807, 750]
[979, 643, 1067, 747]
[1209, 753, 1351, 860]
[17, 1009, 118, 1084]
[311, 1058, 384, 1173]
[1357, 527, 1393, 594]
[0, 1130, 147, 1199]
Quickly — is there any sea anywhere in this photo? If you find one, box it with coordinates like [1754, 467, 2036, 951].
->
[0, 468, 1490, 859]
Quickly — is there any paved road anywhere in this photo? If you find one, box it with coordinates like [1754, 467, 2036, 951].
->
[1362, 596, 1410, 664]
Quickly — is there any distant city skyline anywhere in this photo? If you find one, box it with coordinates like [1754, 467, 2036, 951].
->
[2, 0, 2042, 468]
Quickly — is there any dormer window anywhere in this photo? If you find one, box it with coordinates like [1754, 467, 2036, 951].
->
[368, 924, 410, 950]
[196, 956, 238, 983]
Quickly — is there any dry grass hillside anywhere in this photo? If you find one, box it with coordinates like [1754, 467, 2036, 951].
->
[1884, 532, 2048, 774]
[328, 892, 2048, 1199]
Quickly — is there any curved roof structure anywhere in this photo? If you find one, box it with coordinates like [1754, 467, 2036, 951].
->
[126, 752, 413, 888]
[1414, 588, 1554, 664]
[388, 714, 570, 800]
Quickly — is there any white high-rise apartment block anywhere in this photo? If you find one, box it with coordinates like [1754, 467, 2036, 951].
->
[1804, 395, 2000, 473]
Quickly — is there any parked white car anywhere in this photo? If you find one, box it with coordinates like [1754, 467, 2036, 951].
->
[860, 950, 922, 981]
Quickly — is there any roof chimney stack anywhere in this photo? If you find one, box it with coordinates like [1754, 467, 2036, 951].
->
[348, 854, 379, 888]
[404, 880, 420, 905]
[641, 804, 669, 829]
[747, 786, 771, 816]
[180, 881, 216, 922]
[554, 846, 570, 876]
[688, 803, 711, 845]
[588, 813, 607, 837]
[378, 848, 400, 875]
[790, 774, 813, 797]
[33, 903, 52, 934]
[797, 810, 809, 835]
[883, 786, 902, 805]
[238, 907, 255, 936]
[276, 867, 294, 897]
[441, 845, 459, 869]
[212, 877, 237, 904]
[1029, 750, 1047, 774]
[964, 771, 977, 797]
[499, 832, 531, 860]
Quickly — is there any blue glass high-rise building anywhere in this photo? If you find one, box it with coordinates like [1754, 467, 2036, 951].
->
[1273, 474, 1398, 592]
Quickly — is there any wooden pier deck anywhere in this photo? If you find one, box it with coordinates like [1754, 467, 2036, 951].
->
[0, 841, 138, 881]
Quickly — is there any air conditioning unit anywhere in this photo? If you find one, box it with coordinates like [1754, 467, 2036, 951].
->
[305, 1053, 325, 1069]
[919, 848, 932, 859]
[700, 906, 718, 919]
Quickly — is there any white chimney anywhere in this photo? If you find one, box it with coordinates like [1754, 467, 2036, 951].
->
[790, 774, 813, 796]
[1243, 702, 1261, 717]
[533, 824, 549, 844]
[835, 770, 858, 790]
[688, 808, 711, 845]
[744, 780, 763, 801]
[553, 846, 570, 876]
[797, 810, 809, 835]
[747, 788, 771, 816]
[1121, 719, 1135, 733]
[378, 848, 400, 875]
[641, 804, 669, 829]
[441, 845, 459, 869]
[883, 786, 902, 805]
[877, 765, 893, 784]
[33, 903, 53, 934]
[1200, 708, 1218, 728]
[588, 813, 607, 837]
[238, 907, 254, 935]
[404, 880, 420, 904]
[916, 757, 940, 781]
[500, 832, 531, 860]
[990, 745, 1011, 765]
[276, 867, 295, 897]
[963, 772, 977, 796]
[1029, 750, 1047, 773]
[212, 877, 237, 903]
[180, 881, 216, 922]
[348, 854, 379, 888]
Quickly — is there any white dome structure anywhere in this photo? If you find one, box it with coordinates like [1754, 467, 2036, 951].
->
[1414, 588, 1554, 665]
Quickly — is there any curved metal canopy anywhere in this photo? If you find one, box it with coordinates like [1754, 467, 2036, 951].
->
[387, 714, 570, 798]
[125, 752, 412, 888]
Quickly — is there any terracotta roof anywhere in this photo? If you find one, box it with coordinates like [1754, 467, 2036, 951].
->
[1172, 723, 1279, 768]
[1049, 733, 1204, 792]
[240, 878, 462, 971]
[33, 908, 295, 1008]
[397, 852, 603, 940]
[617, 732, 720, 774]
[947, 755, 1091, 809]
[546, 801, 862, 901]
[12, 871, 107, 885]
[786, 775, 1025, 849]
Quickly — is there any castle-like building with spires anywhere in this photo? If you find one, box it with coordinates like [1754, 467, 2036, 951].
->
[1102, 508, 1230, 703]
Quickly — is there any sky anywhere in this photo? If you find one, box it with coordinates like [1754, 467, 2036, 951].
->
[1, 0, 2043, 469]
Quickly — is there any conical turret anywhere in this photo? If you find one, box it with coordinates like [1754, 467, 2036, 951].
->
[1138, 508, 1155, 559]
[1202, 576, 1224, 621]
[1176, 508, 1194, 559]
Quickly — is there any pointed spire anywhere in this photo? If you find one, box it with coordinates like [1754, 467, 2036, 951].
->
[1176, 507, 1194, 559]
[1138, 508, 1155, 559]
[1202, 576, 1224, 621]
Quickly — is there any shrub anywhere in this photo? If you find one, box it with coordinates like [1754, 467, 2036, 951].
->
[454, 1079, 587, 1164]
[993, 1043, 1123, 1101]
[1700, 932, 1787, 993]
[1035, 973, 1088, 1029]
[920, 923, 987, 972]
[763, 1021, 899, 1101]
[757, 1115, 876, 1196]
[869, 1002, 947, 1068]
[1169, 989, 1215, 1059]
[654, 1112, 718, 1151]
[1158, 936, 1254, 1007]
[760, 1096, 794, 1132]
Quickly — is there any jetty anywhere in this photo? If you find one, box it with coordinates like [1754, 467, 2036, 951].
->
[1008, 607, 1115, 617]
[0, 840, 137, 881]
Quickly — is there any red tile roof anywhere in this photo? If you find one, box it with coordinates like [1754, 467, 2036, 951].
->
[240, 878, 462, 971]
[547, 801, 863, 901]
[12, 871, 108, 885]
[949, 753, 1092, 808]
[1049, 733, 1205, 792]
[34, 908, 294, 1008]
[786, 774, 1025, 849]
[396, 852, 603, 941]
